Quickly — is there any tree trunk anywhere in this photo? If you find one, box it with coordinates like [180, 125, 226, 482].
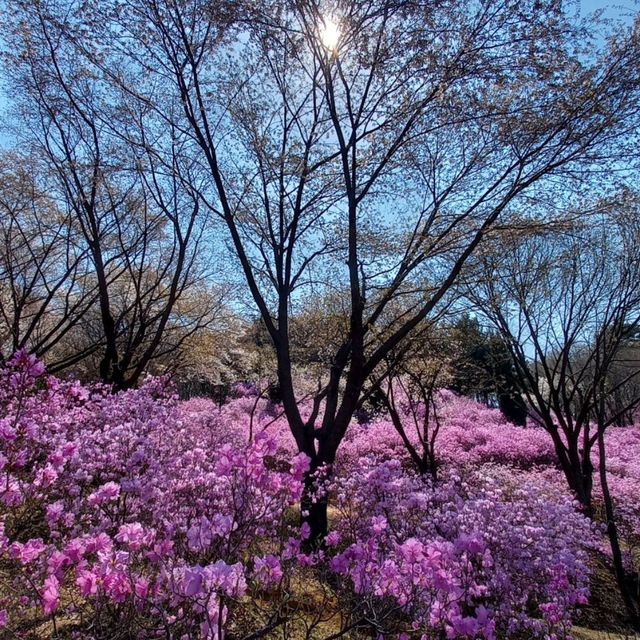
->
[553, 432, 594, 516]
[425, 450, 438, 481]
[564, 464, 593, 517]
[302, 485, 329, 547]
[299, 424, 346, 546]
[300, 461, 330, 548]
[597, 429, 640, 630]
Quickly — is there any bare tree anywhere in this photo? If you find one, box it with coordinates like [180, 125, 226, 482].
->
[600, 327, 640, 427]
[468, 200, 640, 509]
[374, 328, 451, 479]
[0, 152, 98, 368]
[2, 3, 217, 388]
[5, 0, 639, 538]
[467, 197, 640, 626]
[77, 0, 640, 539]
[594, 349, 640, 628]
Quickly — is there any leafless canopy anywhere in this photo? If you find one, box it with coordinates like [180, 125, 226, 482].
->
[2, 0, 639, 537]
[466, 196, 640, 507]
[2, 1, 223, 387]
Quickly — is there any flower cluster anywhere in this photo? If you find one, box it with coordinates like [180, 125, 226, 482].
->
[330, 457, 595, 639]
[338, 391, 556, 472]
[592, 425, 640, 572]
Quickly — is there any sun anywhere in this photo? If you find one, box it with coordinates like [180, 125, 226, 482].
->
[319, 17, 340, 51]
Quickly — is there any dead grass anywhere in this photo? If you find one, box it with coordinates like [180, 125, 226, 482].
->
[572, 627, 639, 640]
[574, 551, 638, 637]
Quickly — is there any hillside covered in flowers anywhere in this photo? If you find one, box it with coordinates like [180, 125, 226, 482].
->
[1, 351, 639, 639]
[1, 0, 640, 636]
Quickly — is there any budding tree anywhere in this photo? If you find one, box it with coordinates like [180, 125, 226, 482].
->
[0, 152, 97, 369]
[466, 198, 640, 626]
[7, 0, 639, 538]
[2, 3, 218, 388]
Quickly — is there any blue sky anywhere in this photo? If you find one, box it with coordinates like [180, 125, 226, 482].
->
[582, 0, 637, 15]
[0, 0, 637, 150]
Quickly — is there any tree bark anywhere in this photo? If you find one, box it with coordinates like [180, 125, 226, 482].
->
[597, 429, 640, 630]
[301, 477, 330, 548]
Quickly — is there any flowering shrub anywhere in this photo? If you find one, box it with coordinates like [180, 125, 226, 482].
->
[338, 391, 556, 472]
[2, 352, 638, 638]
[591, 425, 640, 575]
[0, 351, 308, 637]
[330, 458, 595, 639]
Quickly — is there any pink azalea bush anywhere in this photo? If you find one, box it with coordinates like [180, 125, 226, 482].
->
[339, 391, 556, 471]
[591, 426, 640, 573]
[329, 457, 595, 639]
[0, 351, 308, 637]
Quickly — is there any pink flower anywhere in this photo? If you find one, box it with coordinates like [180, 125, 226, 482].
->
[63, 538, 85, 564]
[0, 477, 22, 507]
[330, 554, 350, 574]
[47, 550, 71, 577]
[41, 575, 60, 615]
[10, 349, 45, 379]
[325, 531, 341, 547]
[85, 533, 112, 555]
[103, 570, 131, 603]
[0, 419, 16, 443]
[203, 560, 247, 598]
[371, 515, 388, 534]
[400, 538, 424, 564]
[62, 441, 78, 458]
[290, 453, 311, 481]
[11, 539, 46, 565]
[183, 567, 203, 597]
[455, 533, 485, 555]
[134, 577, 150, 599]
[87, 481, 120, 506]
[34, 464, 59, 489]
[447, 614, 479, 638]
[147, 538, 174, 561]
[283, 537, 301, 560]
[76, 570, 99, 597]
[253, 554, 283, 586]
[187, 516, 213, 552]
[46, 501, 65, 527]
[115, 522, 148, 551]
